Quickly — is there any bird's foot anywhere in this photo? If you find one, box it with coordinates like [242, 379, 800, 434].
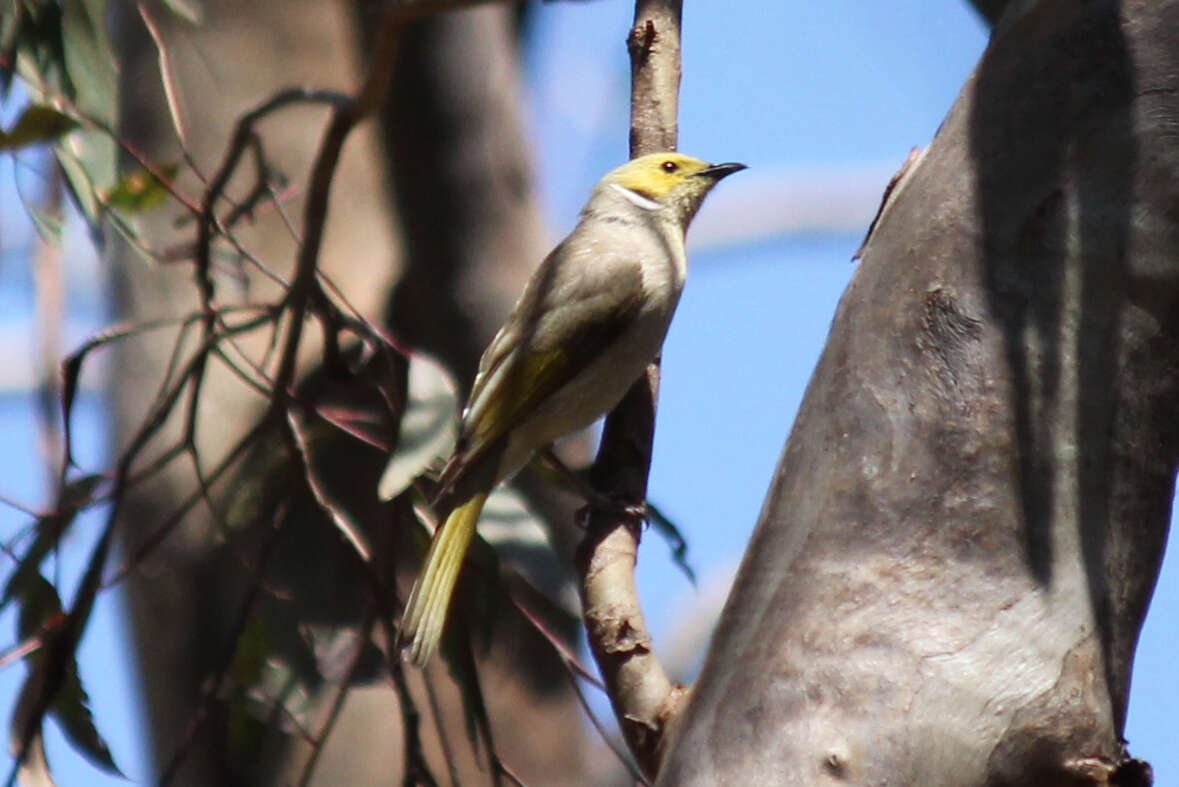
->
[533, 448, 647, 527]
[575, 498, 647, 529]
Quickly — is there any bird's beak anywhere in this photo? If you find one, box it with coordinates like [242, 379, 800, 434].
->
[697, 162, 747, 180]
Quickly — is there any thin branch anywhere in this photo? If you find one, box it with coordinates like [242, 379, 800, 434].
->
[509, 577, 604, 689]
[3, 1, 503, 783]
[421, 671, 462, 787]
[267, 11, 402, 410]
[577, 0, 685, 780]
[496, 760, 528, 787]
[0, 632, 47, 671]
[188, 88, 349, 461]
[284, 410, 374, 564]
[157, 503, 287, 786]
[295, 610, 378, 787]
[0, 493, 41, 519]
[105, 419, 267, 587]
[137, 2, 192, 152]
[626, 1, 682, 155]
[566, 668, 649, 786]
[374, 616, 440, 787]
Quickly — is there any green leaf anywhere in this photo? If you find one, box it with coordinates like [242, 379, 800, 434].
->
[235, 622, 317, 738]
[2, 1, 67, 99]
[101, 163, 178, 212]
[10, 575, 123, 779]
[225, 701, 269, 770]
[476, 484, 578, 618]
[27, 202, 65, 244]
[377, 353, 460, 500]
[299, 622, 384, 684]
[59, 0, 118, 231]
[0, 104, 79, 151]
[647, 500, 697, 586]
[47, 636, 125, 777]
[15, 572, 64, 641]
[160, 0, 203, 24]
[2, 475, 106, 612]
[229, 616, 269, 689]
[60, 0, 116, 125]
[55, 144, 102, 227]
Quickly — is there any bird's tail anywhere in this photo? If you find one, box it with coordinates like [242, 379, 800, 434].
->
[400, 491, 488, 666]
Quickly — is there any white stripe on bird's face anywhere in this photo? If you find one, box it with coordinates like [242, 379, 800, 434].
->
[609, 182, 661, 211]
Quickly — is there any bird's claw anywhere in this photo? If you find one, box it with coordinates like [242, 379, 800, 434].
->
[575, 499, 648, 528]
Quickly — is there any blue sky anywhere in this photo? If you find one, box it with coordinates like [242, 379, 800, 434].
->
[0, 1, 1174, 783]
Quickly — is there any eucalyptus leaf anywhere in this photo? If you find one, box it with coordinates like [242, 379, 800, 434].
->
[55, 145, 101, 229]
[61, 0, 116, 124]
[0, 104, 78, 150]
[27, 203, 65, 244]
[476, 484, 578, 619]
[2, 475, 106, 612]
[59, 0, 118, 231]
[377, 353, 460, 500]
[161, 0, 203, 24]
[47, 643, 124, 777]
[10, 575, 123, 779]
[102, 163, 179, 213]
[2, 0, 66, 99]
[242, 653, 316, 738]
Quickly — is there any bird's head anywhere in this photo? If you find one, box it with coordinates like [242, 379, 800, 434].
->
[601, 152, 746, 227]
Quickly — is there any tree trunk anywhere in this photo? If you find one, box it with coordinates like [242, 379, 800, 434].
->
[659, 1, 1175, 784]
[112, 1, 588, 783]
[113, 1, 397, 783]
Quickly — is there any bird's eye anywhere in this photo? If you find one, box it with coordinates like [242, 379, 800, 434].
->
[661, 160, 679, 173]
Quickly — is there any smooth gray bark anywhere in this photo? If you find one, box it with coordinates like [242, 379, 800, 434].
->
[660, 1, 1174, 784]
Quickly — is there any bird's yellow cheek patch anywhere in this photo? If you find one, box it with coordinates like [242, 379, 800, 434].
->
[613, 169, 672, 201]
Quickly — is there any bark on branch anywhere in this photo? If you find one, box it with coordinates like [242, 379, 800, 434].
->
[577, 0, 685, 780]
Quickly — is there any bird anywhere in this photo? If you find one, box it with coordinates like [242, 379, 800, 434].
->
[399, 151, 745, 665]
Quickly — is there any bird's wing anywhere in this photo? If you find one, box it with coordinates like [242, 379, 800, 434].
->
[437, 241, 646, 491]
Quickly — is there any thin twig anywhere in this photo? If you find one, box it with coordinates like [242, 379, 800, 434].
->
[421, 671, 462, 787]
[267, 13, 402, 410]
[105, 419, 268, 587]
[0, 633, 46, 671]
[511, 587, 604, 689]
[496, 761, 528, 787]
[284, 410, 374, 564]
[138, 2, 191, 151]
[376, 616, 440, 787]
[577, 1, 686, 779]
[566, 668, 649, 786]
[157, 502, 287, 786]
[295, 609, 378, 787]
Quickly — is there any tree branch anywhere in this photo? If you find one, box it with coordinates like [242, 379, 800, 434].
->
[577, 1, 684, 780]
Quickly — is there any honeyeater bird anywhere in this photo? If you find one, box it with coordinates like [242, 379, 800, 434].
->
[400, 151, 745, 665]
